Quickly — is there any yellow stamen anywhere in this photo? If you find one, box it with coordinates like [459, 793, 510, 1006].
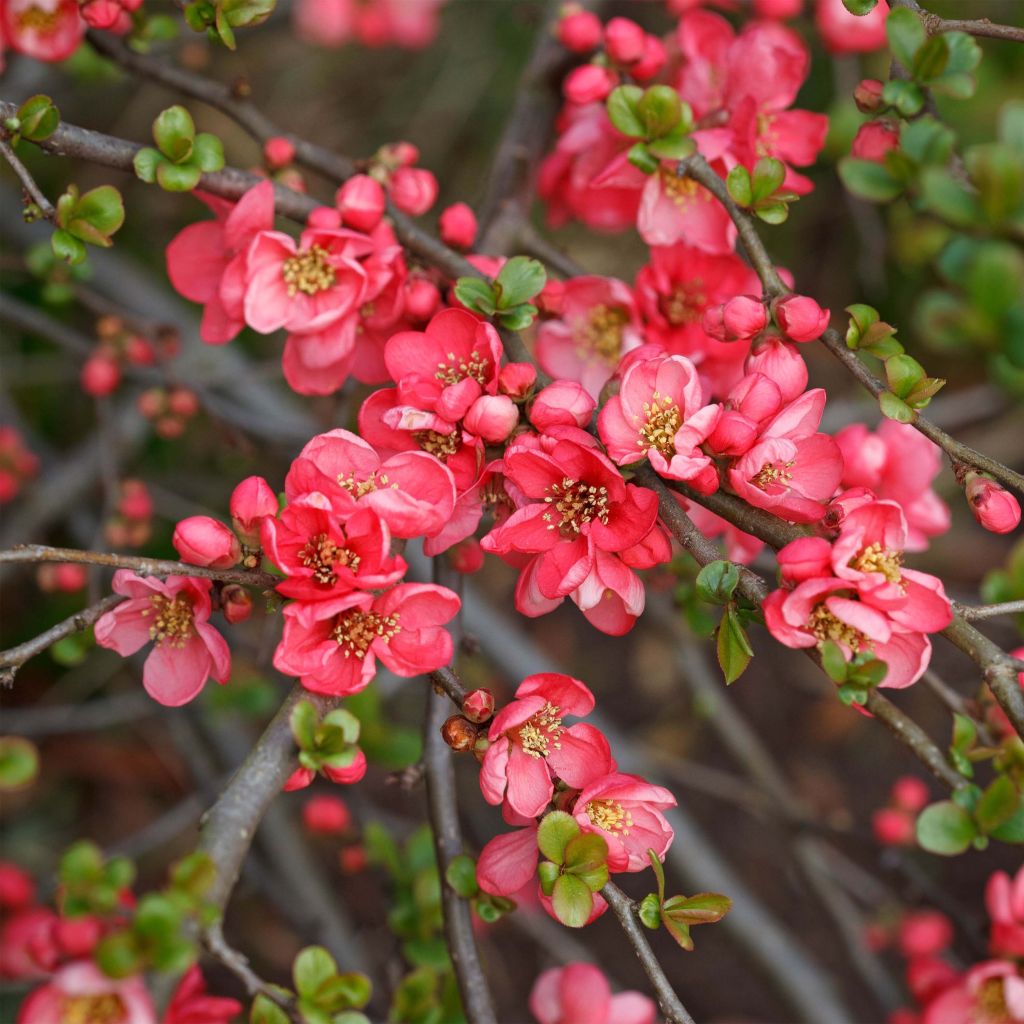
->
[574, 304, 628, 365]
[142, 594, 195, 649]
[517, 702, 564, 759]
[331, 610, 401, 658]
[851, 542, 903, 585]
[638, 392, 682, 457]
[435, 348, 491, 387]
[808, 604, 866, 652]
[60, 993, 127, 1024]
[282, 244, 336, 297]
[542, 477, 610, 536]
[586, 799, 633, 835]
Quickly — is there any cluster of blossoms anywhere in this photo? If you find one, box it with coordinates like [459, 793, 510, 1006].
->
[0, 862, 239, 1024]
[887, 865, 1024, 1024]
[1, 0, 141, 63]
[872, 775, 931, 847]
[528, 961, 656, 1024]
[293, 0, 446, 50]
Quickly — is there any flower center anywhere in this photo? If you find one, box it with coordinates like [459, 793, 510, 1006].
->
[807, 604, 866, 652]
[435, 348, 490, 387]
[639, 393, 682, 457]
[750, 460, 793, 492]
[851, 542, 903, 585]
[977, 977, 1010, 1023]
[661, 284, 706, 326]
[586, 798, 633, 835]
[542, 477, 610, 536]
[60, 993, 127, 1024]
[337, 470, 393, 498]
[414, 429, 461, 461]
[143, 594, 195, 648]
[575, 305, 628, 365]
[331, 610, 401, 658]
[299, 532, 361, 585]
[661, 168, 701, 206]
[517, 701, 564, 758]
[282, 244, 336, 297]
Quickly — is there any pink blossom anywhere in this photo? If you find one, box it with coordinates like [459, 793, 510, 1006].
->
[598, 353, 720, 490]
[480, 673, 614, 818]
[557, 9, 602, 52]
[464, 394, 519, 443]
[536, 276, 644, 398]
[273, 582, 459, 696]
[987, 867, 1024, 958]
[284, 428, 456, 539]
[744, 335, 808, 403]
[165, 965, 242, 1024]
[773, 294, 830, 343]
[2, 0, 83, 62]
[604, 17, 645, 64]
[79, 0, 142, 32]
[172, 516, 241, 569]
[921, 960, 1024, 1024]
[755, 0, 804, 16]
[294, 0, 444, 49]
[816, 0, 889, 54]
[631, 35, 667, 82]
[531, 381, 596, 430]
[500, 362, 538, 399]
[389, 167, 438, 216]
[530, 963, 657, 1024]
[17, 961, 156, 1024]
[95, 571, 231, 706]
[966, 474, 1022, 534]
[439, 202, 478, 249]
[477, 821, 541, 898]
[0, 907, 58, 979]
[873, 807, 914, 846]
[706, 372, 784, 456]
[230, 475, 279, 546]
[335, 175, 386, 232]
[636, 164, 737, 251]
[702, 295, 768, 343]
[572, 772, 676, 872]
[899, 911, 954, 959]
[302, 794, 352, 834]
[892, 776, 929, 812]
[852, 121, 900, 162]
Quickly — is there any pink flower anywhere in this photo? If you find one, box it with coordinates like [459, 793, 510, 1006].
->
[17, 961, 156, 1024]
[284, 428, 456, 539]
[872, 807, 914, 846]
[262, 502, 406, 600]
[94, 571, 231, 706]
[439, 202, 478, 249]
[165, 965, 242, 1024]
[166, 181, 275, 345]
[987, 867, 1024, 958]
[966, 474, 1022, 534]
[2, 0, 83, 62]
[477, 821, 541, 898]
[557, 9, 602, 52]
[464, 395, 519, 443]
[892, 776, 929, 812]
[536, 276, 644, 398]
[335, 175, 386, 232]
[230, 475, 279, 546]
[293, 0, 444, 49]
[273, 582, 459, 696]
[572, 772, 676, 872]
[530, 963, 657, 1024]
[530, 381, 596, 430]
[702, 295, 768, 343]
[636, 164, 737, 251]
[479, 673, 614, 818]
[727, 388, 843, 523]
[922, 960, 1024, 1024]
[389, 167, 438, 216]
[744, 335, 808, 403]
[302, 795, 352, 834]
[816, 0, 889, 54]
[773, 294, 830, 343]
[598, 353, 720, 490]
[851, 121, 900, 162]
[172, 516, 241, 569]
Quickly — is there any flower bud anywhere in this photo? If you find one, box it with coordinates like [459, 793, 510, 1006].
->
[557, 8, 602, 52]
[137, 389, 165, 419]
[221, 584, 253, 624]
[54, 916, 102, 958]
[898, 911, 953, 959]
[441, 715, 479, 752]
[499, 362, 537, 399]
[335, 174, 386, 232]
[871, 807, 914, 847]
[276, 167, 307, 193]
[81, 355, 121, 397]
[745, 336, 808, 402]
[37, 563, 88, 593]
[851, 121, 899, 163]
[230, 476, 278, 545]
[379, 141, 419, 168]
[703, 295, 767, 342]
[404, 277, 441, 321]
[167, 388, 199, 418]
[462, 688, 495, 724]
[0, 863, 34, 909]
[631, 35, 667, 82]
[339, 845, 368, 874]
[891, 776, 928, 812]
[323, 748, 367, 785]
[777, 537, 832, 584]
[119, 480, 153, 521]
[449, 538, 485, 575]
[537, 278, 565, 316]
[124, 336, 155, 366]
[283, 766, 315, 792]
[966, 473, 1021, 534]
[563, 64, 616, 105]
[754, 0, 803, 16]
[907, 957, 959, 1005]
[464, 394, 519, 443]
[773, 294, 830, 343]
[263, 135, 296, 169]
[307, 205, 343, 229]
[173, 516, 241, 569]
[302, 795, 352, 835]
[439, 202, 478, 250]
[604, 16, 645, 64]
[155, 416, 185, 440]
[853, 78, 885, 114]
[530, 380, 595, 429]
[390, 167, 438, 217]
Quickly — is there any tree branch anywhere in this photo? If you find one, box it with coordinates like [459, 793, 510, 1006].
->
[955, 598, 1024, 622]
[892, 0, 1024, 43]
[0, 137, 55, 218]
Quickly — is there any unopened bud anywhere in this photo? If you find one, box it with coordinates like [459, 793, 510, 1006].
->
[853, 79, 885, 114]
[965, 473, 1021, 534]
[441, 715, 479, 752]
[221, 584, 253, 624]
[462, 688, 495, 724]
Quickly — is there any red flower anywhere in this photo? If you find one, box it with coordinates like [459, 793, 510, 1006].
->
[165, 965, 242, 1024]
[17, 961, 156, 1024]
[530, 963, 656, 1024]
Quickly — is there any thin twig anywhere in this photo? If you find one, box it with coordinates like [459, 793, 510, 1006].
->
[956, 599, 1024, 622]
[892, 0, 1024, 43]
[0, 137, 55, 218]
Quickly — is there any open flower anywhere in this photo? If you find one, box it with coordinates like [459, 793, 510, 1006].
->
[530, 963, 657, 1024]
[17, 961, 156, 1024]
[95, 571, 231, 706]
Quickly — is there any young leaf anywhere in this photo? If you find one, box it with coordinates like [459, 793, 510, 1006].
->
[153, 105, 196, 163]
[606, 85, 645, 138]
[538, 811, 580, 865]
[551, 874, 593, 928]
[696, 560, 740, 605]
[838, 158, 904, 203]
[975, 776, 1020, 835]
[819, 640, 848, 683]
[716, 606, 753, 684]
[916, 800, 977, 855]
[726, 166, 752, 208]
[494, 256, 546, 309]
[445, 855, 479, 899]
[453, 277, 497, 316]
[293, 946, 338, 998]
[879, 391, 915, 423]
[647, 848, 666, 905]
[842, 0, 878, 13]
[886, 7, 926, 69]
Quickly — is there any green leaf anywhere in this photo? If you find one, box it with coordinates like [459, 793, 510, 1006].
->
[638, 894, 662, 929]
[154, 105, 196, 162]
[990, 804, 1024, 843]
[819, 640, 848, 683]
[494, 256, 546, 309]
[17, 94, 60, 141]
[95, 931, 143, 978]
[51, 228, 86, 266]
[537, 860, 560, 897]
[453, 277, 497, 316]
[156, 161, 203, 192]
[919, 167, 984, 227]
[294, 946, 337, 999]
[251, 994, 291, 1024]
[192, 133, 225, 172]
[932, 32, 980, 98]
[60, 840, 104, 885]
[563, 833, 609, 891]
[912, 34, 949, 81]
[663, 916, 693, 951]
[716, 606, 753, 685]
[838, 157, 903, 203]
[881, 79, 925, 117]
[317, 972, 371, 1011]
[751, 157, 785, 202]
[663, 891, 732, 925]
[72, 185, 125, 238]
[606, 85, 645, 138]
[726, 166, 752, 208]
[647, 133, 696, 162]
[498, 303, 538, 331]
[637, 85, 682, 138]
[291, 700, 319, 751]
[647, 848, 666, 904]
[885, 353, 926, 399]
[842, 0, 878, 13]
[879, 391, 915, 423]
[754, 202, 789, 225]
[627, 141, 660, 176]
[220, 0, 276, 29]
[133, 147, 163, 184]
[916, 800, 977, 855]
[886, 7, 926, 68]
[0, 736, 39, 790]
[551, 874, 593, 928]
[696, 560, 740, 605]
[322, 708, 361, 743]
[975, 777, 1020, 835]
[900, 117, 956, 166]
[537, 811, 579, 865]
[445, 855, 478, 899]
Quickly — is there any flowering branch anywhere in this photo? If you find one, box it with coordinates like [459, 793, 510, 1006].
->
[0, 136, 55, 219]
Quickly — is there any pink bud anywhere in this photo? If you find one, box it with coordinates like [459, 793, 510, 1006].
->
[854, 79, 885, 114]
[156, 416, 185, 440]
[124, 335, 155, 366]
[746, 336, 808, 402]
[603, 16, 645, 64]
[390, 167, 438, 217]
[264, 135, 296, 169]
[703, 295, 767, 342]
[498, 362, 537, 399]
[81, 355, 121, 397]
[230, 476, 278, 545]
[137, 389, 165, 420]
[0, 863, 34, 909]
[530, 380, 596, 429]
[966, 474, 1021, 534]
[537, 279, 565, 316]
[119, 480, 153, 521]
[405, 278, 441, 321]
[753, 0, 803, 16]
[774, 294, 830, 343]
[283, 767, 315, 792]
[439, 202, 478, 250]
[380, 141, 419, 168]
[339, 845, 367, 874]
[630, 35, 667, 82]
[308, 205, 343, 229]
[335, 174, 386, 232]
[37, 563, 88, 593]
[323, 748, 368, 785]
[871, 807, 914, 847]
[54, 916, 102, 958]
[907, 957, 959, 1005]
[449, 538, 485, 575]
[464, 394, 519, 443]
[563, 64, 616, 105]
[557, 8, 602, 52]
[173, 516, 241, 569]
[898, 911, 954, 959]
[462, 688, 495, 724]
[221, 584, 253, 624]
[891, 776, 929, 812]
[778, 537, 833, 584]
[302, 795, 352, 835]
[167, 388, 199, 418]
[851, 121, 899, 163]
